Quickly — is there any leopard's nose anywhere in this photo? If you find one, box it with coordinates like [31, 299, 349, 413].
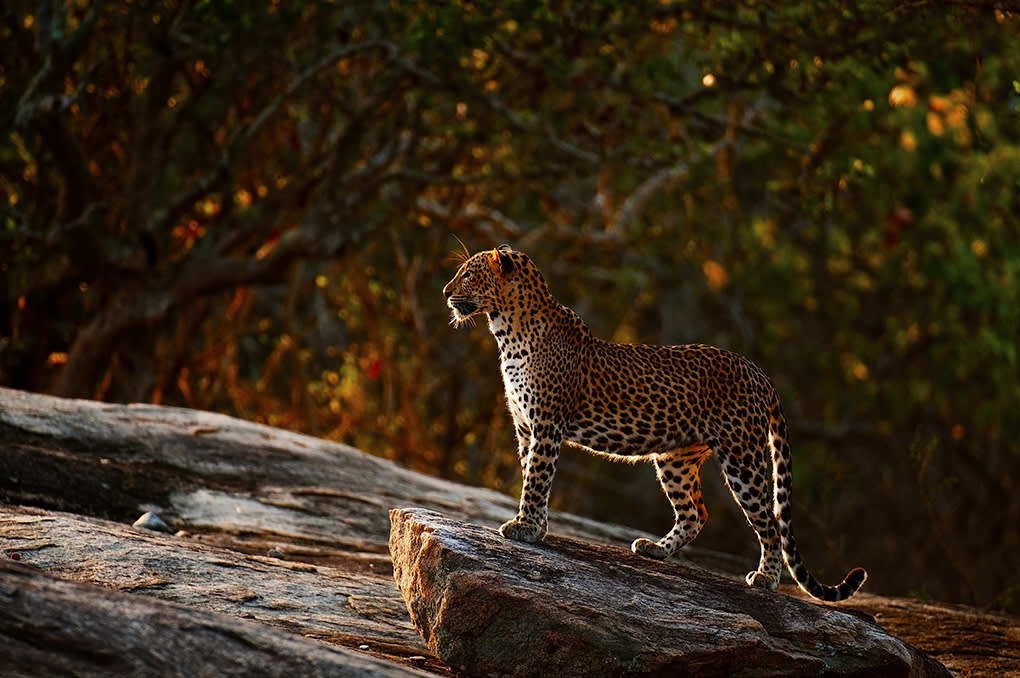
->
[443, 284, 452, 299]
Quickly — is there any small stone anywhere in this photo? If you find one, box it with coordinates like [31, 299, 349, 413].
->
[175, 530, 191, 538]
[267, 548, 285, 558]
[9, 552, 20, 561]
[132, 511, 171, 533]
[359, 644, 370, 650]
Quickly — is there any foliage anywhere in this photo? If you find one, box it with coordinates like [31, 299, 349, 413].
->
[2, 1, 1019, 612]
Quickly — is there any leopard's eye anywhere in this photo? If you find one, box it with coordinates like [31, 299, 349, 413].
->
[462, 272, 472, 280]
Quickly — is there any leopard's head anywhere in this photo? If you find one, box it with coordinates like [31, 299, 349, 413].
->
[443, 244, 524, 325]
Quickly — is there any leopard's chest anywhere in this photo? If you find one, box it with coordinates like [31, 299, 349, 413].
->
[489, 317, 535, 426]
[501, 360, 531, 427]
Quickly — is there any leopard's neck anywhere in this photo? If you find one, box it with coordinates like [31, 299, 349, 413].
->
[486, 300, 593, 358]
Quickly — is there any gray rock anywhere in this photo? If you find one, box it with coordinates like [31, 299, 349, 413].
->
[132, 511, 171, 533]
[389, 507, 951, 678]
[0, 388, 1014, 677]
[0, 558, 433, 678]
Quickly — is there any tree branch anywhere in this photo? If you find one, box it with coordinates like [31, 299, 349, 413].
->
[608, 139, 729, 237]
[148, 40, 401, 240]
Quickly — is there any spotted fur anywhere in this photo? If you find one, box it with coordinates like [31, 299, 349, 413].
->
[444, 246, 867, 602]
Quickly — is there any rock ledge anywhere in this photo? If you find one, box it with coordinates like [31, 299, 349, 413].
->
[389, 508, 950, 678]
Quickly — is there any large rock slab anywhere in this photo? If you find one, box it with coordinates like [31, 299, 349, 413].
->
[0, 386, 650, 555]
[1, 388, 1016, 676]
[0, 557, 432, 678]
[389, 508, 950, 678]
[0, 505, 423, 655]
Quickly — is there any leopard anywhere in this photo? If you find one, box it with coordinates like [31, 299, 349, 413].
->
[443, 244, 867, 602]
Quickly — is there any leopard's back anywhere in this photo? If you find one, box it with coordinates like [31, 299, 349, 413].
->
[566, 341, 776, 459]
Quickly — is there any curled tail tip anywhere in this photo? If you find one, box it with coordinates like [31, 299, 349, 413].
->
[823, 566, 868, 602]
[846, 566, 868, 591]
[801, 565, 868, 602]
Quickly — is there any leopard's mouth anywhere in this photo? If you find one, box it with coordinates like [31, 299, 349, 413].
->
[450, 299, 479, 319]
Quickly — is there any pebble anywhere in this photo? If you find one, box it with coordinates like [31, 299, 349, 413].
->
[9, 552, 20, 561]
[132, 511, 171, 533]
[267, 548, 285, 558]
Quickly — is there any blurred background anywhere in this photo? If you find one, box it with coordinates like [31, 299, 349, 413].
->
[2, 1, 1018, 613]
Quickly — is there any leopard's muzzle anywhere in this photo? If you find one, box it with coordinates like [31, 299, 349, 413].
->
[450, 299, 478, 317]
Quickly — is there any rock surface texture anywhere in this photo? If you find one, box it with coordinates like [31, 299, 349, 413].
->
[0, 388, 1017, 677]
[389, 508, 950, 678]
[0, 557, 430, 678]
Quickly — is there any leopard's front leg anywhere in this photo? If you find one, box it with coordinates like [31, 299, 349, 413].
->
[513, 422, 532, 468]
[500, 430, 562, 543]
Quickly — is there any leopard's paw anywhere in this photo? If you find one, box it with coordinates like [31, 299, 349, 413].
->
[631, 537, 670, 560]
[745, 570, 779, 591]
[499, 517, 547, 543]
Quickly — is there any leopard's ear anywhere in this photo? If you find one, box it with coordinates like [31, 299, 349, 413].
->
[489, 246, 517, 275]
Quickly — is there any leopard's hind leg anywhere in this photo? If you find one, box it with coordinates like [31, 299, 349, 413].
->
[632, 445, 711, 559]
[718, 437, 783, 590]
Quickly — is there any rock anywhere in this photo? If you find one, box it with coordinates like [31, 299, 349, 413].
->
[132, 511, 171, 533]
[0, 505, 425, 656]
[0, 387, 1016, 677]
[388, 508, 951, 678]
[0, 557, 432, 678]
[0, 386, 644, 553]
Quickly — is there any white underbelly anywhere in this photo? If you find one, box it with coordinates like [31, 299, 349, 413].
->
[565, 440, 657, 463]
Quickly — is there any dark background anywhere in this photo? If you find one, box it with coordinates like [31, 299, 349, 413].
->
[2, 1, 1018, 613]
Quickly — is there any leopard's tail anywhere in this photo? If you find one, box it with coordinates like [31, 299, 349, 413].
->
[769, 401, 867, 602]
